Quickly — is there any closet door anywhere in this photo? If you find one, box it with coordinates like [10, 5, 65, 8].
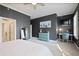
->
[10, 21, 16, 40]
[0, 18, 16, 42]
[2, 22, 10, 42]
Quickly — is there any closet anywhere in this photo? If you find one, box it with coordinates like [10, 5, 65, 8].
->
[0, 17, 16, 42]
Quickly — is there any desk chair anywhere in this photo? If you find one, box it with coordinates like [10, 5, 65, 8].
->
[62, 32, 69, 42]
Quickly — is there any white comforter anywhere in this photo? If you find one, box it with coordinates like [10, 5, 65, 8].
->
[0, 40, 53, 56]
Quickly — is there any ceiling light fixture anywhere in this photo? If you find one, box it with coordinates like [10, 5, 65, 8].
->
[24, 3, 45, 9]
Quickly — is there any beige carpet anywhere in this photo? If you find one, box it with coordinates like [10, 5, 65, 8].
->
[28, 37, 79, 56]
[29, 37, 63, 56]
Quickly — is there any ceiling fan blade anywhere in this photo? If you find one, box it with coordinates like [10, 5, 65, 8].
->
[23, 3, 45, 10]
[24, 3, 32, 5]
[37, 3, 45, 6]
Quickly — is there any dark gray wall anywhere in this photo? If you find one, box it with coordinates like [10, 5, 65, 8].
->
[57, 14, 73, 34]
[0, 5, 30, 39]
[31, 14, 57, 40]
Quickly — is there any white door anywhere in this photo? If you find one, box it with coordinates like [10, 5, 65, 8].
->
[0, 18, 16, 42]
[2, 22, 9, 42]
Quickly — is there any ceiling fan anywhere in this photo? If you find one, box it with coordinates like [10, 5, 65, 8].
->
[24, 3, 45, 9]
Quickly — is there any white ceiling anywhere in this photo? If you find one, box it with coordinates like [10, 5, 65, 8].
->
[0, 3, 78, 19]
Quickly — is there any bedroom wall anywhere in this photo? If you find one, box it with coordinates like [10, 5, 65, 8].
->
[0, 5, 30, 39]
[31, 14, 57, 40]
[57, 14, 73, 33]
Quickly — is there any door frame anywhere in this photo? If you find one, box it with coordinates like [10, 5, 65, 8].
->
[0, 17, 16, 41]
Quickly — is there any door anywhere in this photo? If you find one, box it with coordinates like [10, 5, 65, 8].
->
[2, 19, 16, 42]
[2, 22, 10, 42]
[0, 18, 16, 42]
[10, 21, 16, 40]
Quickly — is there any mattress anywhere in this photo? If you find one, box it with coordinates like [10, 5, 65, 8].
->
[0, 40, 53, 56]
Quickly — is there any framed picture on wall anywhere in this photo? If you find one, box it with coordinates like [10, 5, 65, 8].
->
[40, 20, 51, 28]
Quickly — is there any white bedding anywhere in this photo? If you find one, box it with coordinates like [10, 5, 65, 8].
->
[0, 40, 53, 56]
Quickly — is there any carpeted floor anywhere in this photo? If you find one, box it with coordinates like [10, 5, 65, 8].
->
[28, 37, 79, 56]
[28, 37, 63, 56]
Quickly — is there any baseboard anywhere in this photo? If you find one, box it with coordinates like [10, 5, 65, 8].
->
[74, 42, 79, 50]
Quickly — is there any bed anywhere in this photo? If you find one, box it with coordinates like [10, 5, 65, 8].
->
[0, 40, 53, 56]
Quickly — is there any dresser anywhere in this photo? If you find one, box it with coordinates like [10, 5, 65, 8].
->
[39, 32, 49, 41]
